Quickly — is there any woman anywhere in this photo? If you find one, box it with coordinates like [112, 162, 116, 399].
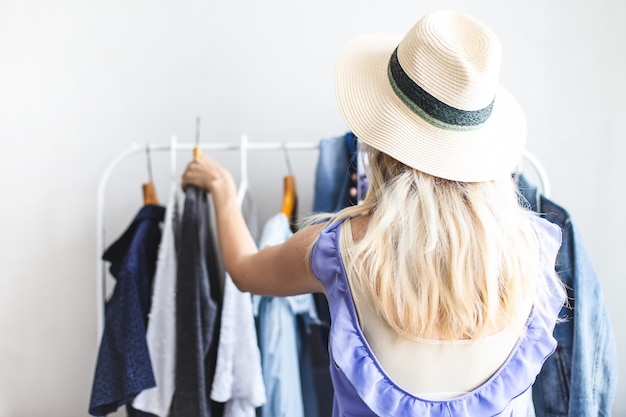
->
[183, 10, 566, 416]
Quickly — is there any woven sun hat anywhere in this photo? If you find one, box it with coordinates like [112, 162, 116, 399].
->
[335, 10, 527, 182]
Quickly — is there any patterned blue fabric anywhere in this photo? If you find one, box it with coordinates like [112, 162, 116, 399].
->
[310, 217, 565, 417]
[89, 205, 165, 416]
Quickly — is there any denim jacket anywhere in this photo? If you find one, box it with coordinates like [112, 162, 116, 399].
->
[312, 132, 357, 213]
[517, 175, 618, 417]
[312, 132, 359, 346]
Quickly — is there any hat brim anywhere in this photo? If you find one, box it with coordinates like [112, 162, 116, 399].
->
[335, 34, 527, 182]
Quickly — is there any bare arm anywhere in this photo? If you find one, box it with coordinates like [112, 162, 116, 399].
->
[182, 154, 325, 296]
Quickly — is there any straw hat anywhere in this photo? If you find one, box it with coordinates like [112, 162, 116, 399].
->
[335, 10, 526, 182]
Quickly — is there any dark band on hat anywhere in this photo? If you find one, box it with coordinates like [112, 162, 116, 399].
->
[388, 48, 494, 131]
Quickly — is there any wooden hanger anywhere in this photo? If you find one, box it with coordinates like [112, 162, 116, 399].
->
[143, 144, 159, 205]
[142, 182, 159, 205]
[279, 144, 298, 230]
[280, 175, 297, 218]
[194, 116, 202, 159]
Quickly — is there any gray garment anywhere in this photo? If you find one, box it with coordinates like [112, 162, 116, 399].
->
[170, 187, 224, 417]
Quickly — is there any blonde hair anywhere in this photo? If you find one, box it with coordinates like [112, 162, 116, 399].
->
[307, 145, 563, 340]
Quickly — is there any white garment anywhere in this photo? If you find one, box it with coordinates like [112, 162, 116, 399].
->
[211, 189, 266, 417]
[132, 182, 179, 416]
[210, 272, 266, 417]
[210, 193, 265, 417]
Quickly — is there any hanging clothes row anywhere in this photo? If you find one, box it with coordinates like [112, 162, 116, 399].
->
[91, 136, 322, 417]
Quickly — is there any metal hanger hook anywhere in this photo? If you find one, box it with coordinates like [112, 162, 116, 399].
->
[145, 143, 154, 182]
[282, 142, 293, 176]
[195, 116, 201, 147]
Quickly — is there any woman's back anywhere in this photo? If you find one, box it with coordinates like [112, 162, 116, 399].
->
[310, 216, 564, 416]
[344, 216, 531, 399]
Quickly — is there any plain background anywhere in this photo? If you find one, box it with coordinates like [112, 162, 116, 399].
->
[1, 0, 624, 415]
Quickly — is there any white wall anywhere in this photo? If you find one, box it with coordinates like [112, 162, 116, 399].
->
[0, 1, 624, 415]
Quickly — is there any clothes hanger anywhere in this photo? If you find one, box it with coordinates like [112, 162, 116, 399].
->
[170, 135, 178, 182]
[193, 116, 202, 159]
[142, 144, 159, 205]
[521, 150, 550, 198]
[279, 142, 298, 230]
[236, 134, 249, 207]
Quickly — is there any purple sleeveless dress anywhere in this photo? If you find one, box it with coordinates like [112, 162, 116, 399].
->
[310, 216, 565, 417]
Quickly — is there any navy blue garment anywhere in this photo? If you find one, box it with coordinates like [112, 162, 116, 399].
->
[517, 174, 618, 417]
[169, 187, 224, 417]
[89, 205, 165, 416]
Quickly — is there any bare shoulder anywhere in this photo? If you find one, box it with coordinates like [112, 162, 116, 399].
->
[294, 219, 329, 241]
[347, 214, 370, 243]
[281, 219, 329, 259]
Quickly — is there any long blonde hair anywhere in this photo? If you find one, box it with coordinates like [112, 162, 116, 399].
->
[308, 145, 562, 340]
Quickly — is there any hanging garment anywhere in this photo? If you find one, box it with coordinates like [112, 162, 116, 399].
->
[311, 132, 359, 337]
[517, 174, 618, 417]
[210, 270, 266, 417]
[310, 132, 359, 416]
[256, 297, 306, 417]
[208, 185, 264, 417]
[254, 213, 321, 417]
[310, 216, 565, 417]
[132, 183, 180, 416]
[89, 205, 165, 416]
[312, 132, 358, 213]
[169, 187, 224, 417]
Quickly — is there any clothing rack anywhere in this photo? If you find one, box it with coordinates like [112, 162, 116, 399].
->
[96, 135, 550, 338]
[96, 135, 321, 337]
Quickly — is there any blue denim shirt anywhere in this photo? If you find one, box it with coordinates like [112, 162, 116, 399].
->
[518, 174, 618, 417]
[255, 214, 321, 417]
[311, 133, 359, 350]
[312, 132, 357, 213]
[311, 133, 360, 416]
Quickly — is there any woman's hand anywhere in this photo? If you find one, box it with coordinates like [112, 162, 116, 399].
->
[181, 153, 324, 297]
[182, 154, 237, 200]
